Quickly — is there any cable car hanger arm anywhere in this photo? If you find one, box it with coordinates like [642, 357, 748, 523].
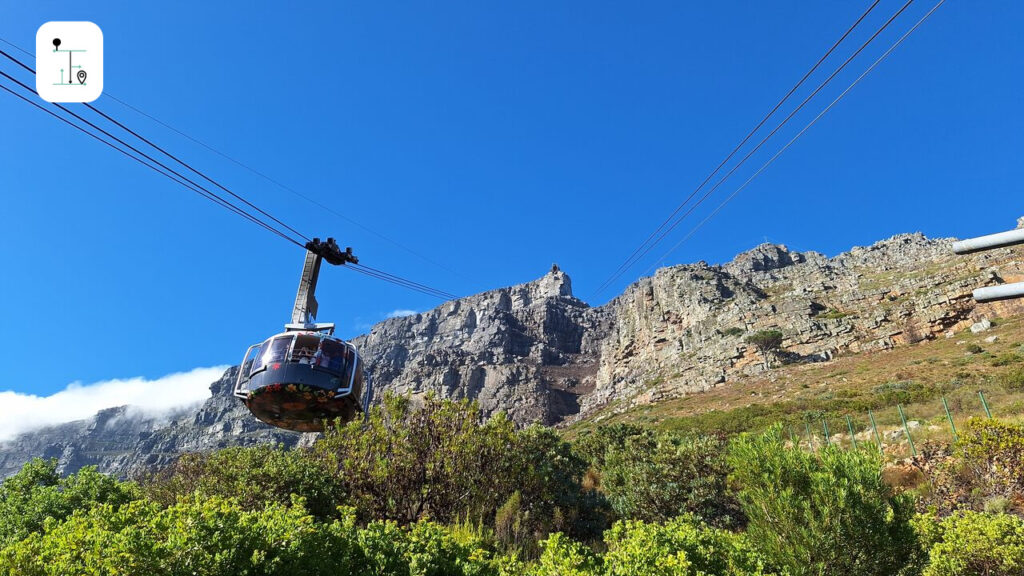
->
[287, 237, 357, 333]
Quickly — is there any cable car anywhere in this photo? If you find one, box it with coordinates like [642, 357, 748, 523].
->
[233, 238, 369, 432]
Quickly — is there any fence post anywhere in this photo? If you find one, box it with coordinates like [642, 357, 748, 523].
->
[979, 390, 993, 419]
[942, 396, 958, 441]
[822, 418, 832, 447]
[846, 415, 858, 450]
[805, 421, 814, 450]
[897, 404, 917, 457]
[868, 409, 883, 454]
[788, 425, 797, 448]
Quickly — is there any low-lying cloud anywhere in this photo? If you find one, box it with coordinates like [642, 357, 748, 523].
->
[0, 366, 228, 441]
[386, 309, 419, 319]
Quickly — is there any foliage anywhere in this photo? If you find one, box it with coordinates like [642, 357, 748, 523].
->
[600, 430, 741, 527]
[965, 343, 984, 354]
[721, 327, 745, 337]
[530, 533, 601, 576]
[0, 458, 140, 548]
[923, 419, 1024, 516]
[315, 394, 607, 544]
[745, 330, 784, 369]
[0, 494, 516, 576]
[1002, 366, 1024, 391]
[914, 511, 1024, 576]
[601, 517, 774, 576]
[991, 352, 1024, 367]
[728, 427, 921, 576]
[141, 444, 343, 518]
[573, 423, 647, 470]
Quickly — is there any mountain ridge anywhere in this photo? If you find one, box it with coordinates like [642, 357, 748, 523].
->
[2, 229, 1022, 478]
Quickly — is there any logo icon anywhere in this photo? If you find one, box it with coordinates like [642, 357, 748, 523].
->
[36, 21, 103, 103]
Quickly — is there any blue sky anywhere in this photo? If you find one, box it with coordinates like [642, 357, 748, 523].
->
[0, 1, 1022, 407]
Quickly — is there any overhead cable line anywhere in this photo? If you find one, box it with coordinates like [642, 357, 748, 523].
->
[592, 0, 882, 299]
[0, 48, 310, 245]
[0, 52, 459, 300]
[591, 0, 906, 299]
[645, 0, 946, 272]
[0, 68, 306, 248]
[0, 35, 458, 277]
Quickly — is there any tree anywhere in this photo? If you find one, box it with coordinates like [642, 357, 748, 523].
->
[745, 330, 784, 369]
[728, 427, 922, 576]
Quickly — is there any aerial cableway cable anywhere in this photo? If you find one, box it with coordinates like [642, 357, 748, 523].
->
[0, 70, 305, 248]
[591, 0, 904, 298]
[0, 35, 458, 278]
[618, 0, 917, 273]
[0, 48, 311, 245]
[644, 0, 946, 271]
[0, 50, 459, 300]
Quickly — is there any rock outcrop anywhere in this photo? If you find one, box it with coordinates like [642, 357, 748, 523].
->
[2, 232, 1022, 479]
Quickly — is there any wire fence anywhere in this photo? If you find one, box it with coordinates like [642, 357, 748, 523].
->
[785, 390, 998, 456]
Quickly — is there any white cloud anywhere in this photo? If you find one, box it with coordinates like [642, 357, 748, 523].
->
[386, 309, 419, 319]
[0, 366, 228, 441]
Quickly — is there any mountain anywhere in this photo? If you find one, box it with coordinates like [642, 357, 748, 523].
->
[2, 230, 1022, 479]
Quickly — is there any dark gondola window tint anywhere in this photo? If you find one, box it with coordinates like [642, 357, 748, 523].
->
[315, 338, 349, 376]
[252, 335, 293, 375]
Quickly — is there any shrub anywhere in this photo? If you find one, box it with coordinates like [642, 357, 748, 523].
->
[530, 532, 600, 576]
[315, 394, 607, 545]
[915, 511, 1024, 576]
[602, 517, 774, 576]
[965, 343, 984, 354]
[601, 431, 740, 527]
[991, 353, 1023, 367]
[0, 458, 140, 548]
[722, 327, 745, 337]
[141, 444, 343, 518]
[728, 427, 921, 576]
[924, 419, 1024, 515]
[0, 497, 368, 576]
[1002, 366, 1024, 391]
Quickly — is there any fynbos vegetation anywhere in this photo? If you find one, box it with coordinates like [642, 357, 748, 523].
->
[0, 397, 1022, 575]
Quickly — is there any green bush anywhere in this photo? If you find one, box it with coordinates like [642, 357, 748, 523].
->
[965, 343, 984, 354]
[600, 431, 740, 527]
[728, 427, 921, 576]
[142, 444, 343, 518]
[315, 394, 607, 544]
[915, 511, 1024, 576]
[1002, 366, 1024, 391]
[601, 517, 774, 576]
[0, 458, 140, 548]
[991, 352, 1023, 367]
[924, 419, 1024, 515]
[530, 532, 600, 576]
[0, 497, 367, 576]
[722, 327, 745, 337]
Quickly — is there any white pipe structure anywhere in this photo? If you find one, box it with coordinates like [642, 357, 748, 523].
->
[952, 228, 1024, 255]
[973, 282, 1024, 303]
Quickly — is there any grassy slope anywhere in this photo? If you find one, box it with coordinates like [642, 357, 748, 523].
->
[569, 314, 1024, 457]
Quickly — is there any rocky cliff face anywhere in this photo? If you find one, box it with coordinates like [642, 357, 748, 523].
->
[2, 232, 1022, 479]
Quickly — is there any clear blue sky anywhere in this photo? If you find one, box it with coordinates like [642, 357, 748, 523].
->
[1, 1, 1022, 397]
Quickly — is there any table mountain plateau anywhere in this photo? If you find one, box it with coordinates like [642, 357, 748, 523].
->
[2, 229, 1022, 479]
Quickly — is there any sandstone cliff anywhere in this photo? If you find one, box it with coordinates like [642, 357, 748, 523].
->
[2, 231, 1022, 478]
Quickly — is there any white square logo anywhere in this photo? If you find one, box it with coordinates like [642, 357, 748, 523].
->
[36, 21, 103, 103]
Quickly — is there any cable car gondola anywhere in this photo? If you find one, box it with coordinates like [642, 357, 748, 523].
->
[233, 238, 369, 432]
